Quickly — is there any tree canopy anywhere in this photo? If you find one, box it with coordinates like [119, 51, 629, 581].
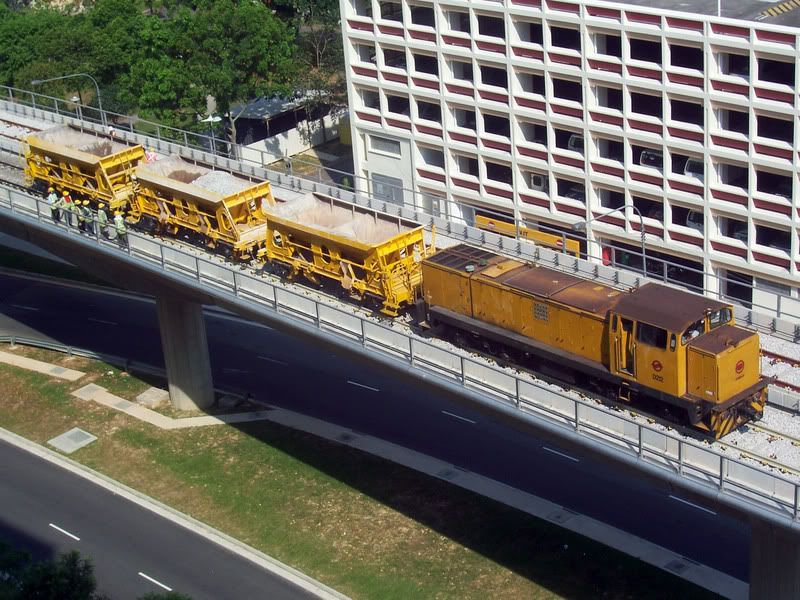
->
[0, 0, 305, 130]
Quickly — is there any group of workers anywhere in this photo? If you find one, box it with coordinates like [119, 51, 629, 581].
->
[45, 187, 127, 246]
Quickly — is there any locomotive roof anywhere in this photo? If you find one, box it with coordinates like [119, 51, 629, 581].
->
[615, 283, 730, 332]
[427, 244, 624, 316]
[688, 324, 755, 354]
[497, 267, 624, 316]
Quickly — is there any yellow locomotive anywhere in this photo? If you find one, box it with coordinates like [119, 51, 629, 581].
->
[420, 244, 767, 438]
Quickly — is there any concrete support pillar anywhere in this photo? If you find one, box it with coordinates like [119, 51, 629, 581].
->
[156, 297, 214, 411]
[750, 518, 800, 600]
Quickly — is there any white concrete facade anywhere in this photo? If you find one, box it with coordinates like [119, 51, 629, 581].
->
[340, 0, 800, 318]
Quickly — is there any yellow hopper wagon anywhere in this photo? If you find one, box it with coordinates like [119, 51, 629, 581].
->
[24, 125, 145, 211]
[131, 156, 274, 260]
[258, 192, 433, 316]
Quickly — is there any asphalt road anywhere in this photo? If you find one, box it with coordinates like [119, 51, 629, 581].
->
[0, 439, 319, 600]
[0, 271, 751, 582]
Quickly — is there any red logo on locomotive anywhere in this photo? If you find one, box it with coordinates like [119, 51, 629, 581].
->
[736, 360, 745, 374]
[652, 360, 663, 372]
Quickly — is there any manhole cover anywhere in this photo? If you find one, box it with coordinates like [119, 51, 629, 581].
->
[48, 427, 97, 454]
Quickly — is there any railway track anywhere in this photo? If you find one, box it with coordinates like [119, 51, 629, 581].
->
[6, 145, 800, 483]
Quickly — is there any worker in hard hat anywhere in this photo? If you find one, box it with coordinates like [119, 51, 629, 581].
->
[113, 211, 128, 248]
[76, 198, 88, 232]
[62, 191, 77, 227]
[96, 202, 109, 239]
[46, 187, 59, 222]
[81, 200, 94, 236]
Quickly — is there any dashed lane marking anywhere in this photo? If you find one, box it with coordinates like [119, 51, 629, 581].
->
[542, 446, 580, 462]
[669, 495, 717, 516]
[138, 572, 172, 592]
[347, 380, 380, 392]
[257, 356, 289, 366]
[49, 523, 80, 541]
[11, 304, 39, 312]
[441, 410, 477, 424]
[87, 317, 118, 326]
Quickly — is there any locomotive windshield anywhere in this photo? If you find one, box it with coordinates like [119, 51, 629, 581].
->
[681, 318, 705, 345]
[709, 308, 732, 330]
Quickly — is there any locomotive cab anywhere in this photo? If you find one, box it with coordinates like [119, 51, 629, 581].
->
[609, 283, 767, 437]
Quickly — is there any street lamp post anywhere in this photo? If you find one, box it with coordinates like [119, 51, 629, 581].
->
[31, 73, 105, 127]
[199, 114, 222, 155]
[572, 205, 648, 277]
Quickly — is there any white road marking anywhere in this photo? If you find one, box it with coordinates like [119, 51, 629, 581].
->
[542, 446, 580, 463]
[441, 410, 477, 424]
[257, 356, 289, 366]
[11, 304, 39, 312]
[669, 495, 717, 516]
[138, 572, 172, 592]
[222, 367, 249, 374]
[209, 310, 273, 330]
[347, 380, 380, 392]
[87, 317, 117, 326]
[48, 523, 80, 541]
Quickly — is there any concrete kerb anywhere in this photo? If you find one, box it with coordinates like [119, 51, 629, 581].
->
[0, 427, 349, 600]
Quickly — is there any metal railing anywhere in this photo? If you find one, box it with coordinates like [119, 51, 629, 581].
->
[2, 182, 800, 530]
[3, 85, 799, 328]
[3, 93, 799, 344]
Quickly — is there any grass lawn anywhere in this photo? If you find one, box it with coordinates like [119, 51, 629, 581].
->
[0, 344, 720, 599]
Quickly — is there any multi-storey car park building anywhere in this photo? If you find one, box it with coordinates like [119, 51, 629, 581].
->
[339, 0, 800, 319]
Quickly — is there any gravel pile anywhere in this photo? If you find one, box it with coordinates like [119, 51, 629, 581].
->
[193, 170, 251, 196]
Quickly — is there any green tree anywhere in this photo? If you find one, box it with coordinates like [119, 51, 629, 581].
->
[0, 542, 108, 600]
[182, 0, 296, 150]
[283, 0, 346, 143]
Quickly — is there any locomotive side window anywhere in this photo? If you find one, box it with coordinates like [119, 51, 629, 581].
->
[681, 318, 705, 344]
[709, 308, 732, 329]
[636, 322, 668, 348]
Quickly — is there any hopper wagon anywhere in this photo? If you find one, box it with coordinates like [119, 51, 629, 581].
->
[259, 192, 434, 316]
[421, 244, 768, 438]
[131, 156, 274, 259]
[24, 125, 144, 210]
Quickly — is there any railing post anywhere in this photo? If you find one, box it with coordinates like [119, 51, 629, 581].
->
[574, 401, 580, 431]
[515, 377, 520, 409]
[719, 456, 726, 490]
[637, 424, 643, 458]
[795, 484, 799, 520]
[460, 356, 465, 384]
[678, 442, 684, 475]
